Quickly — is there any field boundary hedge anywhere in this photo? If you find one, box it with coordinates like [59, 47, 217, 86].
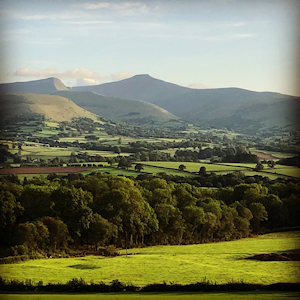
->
[0, 277, 299, 293]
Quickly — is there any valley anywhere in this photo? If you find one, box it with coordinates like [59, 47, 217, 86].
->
[0, 75, 299, 296]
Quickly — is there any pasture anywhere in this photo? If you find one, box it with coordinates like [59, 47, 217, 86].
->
[1, 232, 299, 286]
[139, 161, 300, 179]
[141, 162, 248, 173]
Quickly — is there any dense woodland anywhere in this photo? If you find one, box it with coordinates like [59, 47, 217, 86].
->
[1, 172, 299, 258]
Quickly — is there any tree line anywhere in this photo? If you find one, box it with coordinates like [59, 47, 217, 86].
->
[0, 172, 299, 257]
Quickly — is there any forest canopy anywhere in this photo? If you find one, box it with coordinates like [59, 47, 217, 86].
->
[0, 173, 299, 257]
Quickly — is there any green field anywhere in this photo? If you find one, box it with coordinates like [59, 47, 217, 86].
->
[265, 167, 300, 178]
[1, 232, 299, 286]
[1, 292, 300, 300]
[139, 162, 300, 179]
[141, 162, 250, 173]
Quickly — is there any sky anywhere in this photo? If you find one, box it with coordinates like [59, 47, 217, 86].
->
[0, 0, 299, 96]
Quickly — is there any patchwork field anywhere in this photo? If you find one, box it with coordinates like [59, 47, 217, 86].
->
[1, 232, 299, 286]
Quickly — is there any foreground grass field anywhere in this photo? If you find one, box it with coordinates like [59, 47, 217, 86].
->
[1, 292, 300, 300]
[1, 232, 299, 286]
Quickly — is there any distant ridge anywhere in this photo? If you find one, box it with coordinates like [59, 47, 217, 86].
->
[73, 74, 299, 132]
[1, 75, 299, 132]
[0, 77, 69, 94]
[55, 90, 178, 123]
[0, 93, 97, 122]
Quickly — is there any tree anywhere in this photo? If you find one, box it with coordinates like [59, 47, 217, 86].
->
[20, 184, 55, 221]
[178, 164, 186, 171]
[51, 186, 94, 239]
[94, 176, 158, 248]
[113, 146, 121, 154]
[199, 166, 206, 176]
[107, 157, 115, 166]
[42, 216, 70, 250]
[118, 158, 132, 170]
[249, 202, 268, 232]
[14, 221, 49, 251]
[0, 190, 23, 245]
[255, 162, 264, 171]
[135, 163, 144, 172]
[83, 213, 117, 250]
[267, 160, 276, 168]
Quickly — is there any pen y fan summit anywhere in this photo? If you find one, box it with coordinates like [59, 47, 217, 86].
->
[73, 74, 299, 131]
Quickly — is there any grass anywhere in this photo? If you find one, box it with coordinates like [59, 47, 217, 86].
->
[140, 165, 193, 177]
[1, 232, 299, 286]
[265, 167, 300, 178]
[81, 167, 142, 177]
[139, 162, 300, 179]
[140, 162, 248, 173]
[1, 292, 300, 300]
[44, 121, 59, 128]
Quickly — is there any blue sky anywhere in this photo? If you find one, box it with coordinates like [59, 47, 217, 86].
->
[0, 0, 299, 96]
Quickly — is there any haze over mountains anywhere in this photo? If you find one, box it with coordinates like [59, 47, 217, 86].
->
[0, 74, 298, 132]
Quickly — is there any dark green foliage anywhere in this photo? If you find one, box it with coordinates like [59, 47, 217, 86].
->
[0, 173, 299, 255]
[0, 276, 299, 293]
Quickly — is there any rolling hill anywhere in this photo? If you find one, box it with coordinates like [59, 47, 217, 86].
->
[0, 77, 69, 94]
[0, 93, 98, 122]
[54, 91, 178, 123]
[74, 74, 299, 131]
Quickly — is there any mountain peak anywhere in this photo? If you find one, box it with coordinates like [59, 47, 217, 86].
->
[133, 74, 151, 78]
[0, 77, 69, 94]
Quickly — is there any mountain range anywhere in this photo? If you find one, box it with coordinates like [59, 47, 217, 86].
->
[0, 75, 299, 132]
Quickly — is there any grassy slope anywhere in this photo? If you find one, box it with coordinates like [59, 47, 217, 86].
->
[1, 232, 299, 286]
[0, 93, 98, 122]
[55, 91, 178, 122]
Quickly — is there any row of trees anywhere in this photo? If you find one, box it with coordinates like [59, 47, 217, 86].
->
[1, 173, 299, 256]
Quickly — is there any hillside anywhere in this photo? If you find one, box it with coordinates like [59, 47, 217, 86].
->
[0, 93, 98, 122]
[74, 74, 299, 131]
[54, 90, 178, 123]
[0, 77, 69, 94]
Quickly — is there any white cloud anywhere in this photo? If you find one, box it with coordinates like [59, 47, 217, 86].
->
[76, 78, 99, 86]
[14, 67, 101, 79]
[81, 2, 149, 15]
[13, 67, 133, 86]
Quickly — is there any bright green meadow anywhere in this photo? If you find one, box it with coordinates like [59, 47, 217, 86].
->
[1, 232, 299, 286]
